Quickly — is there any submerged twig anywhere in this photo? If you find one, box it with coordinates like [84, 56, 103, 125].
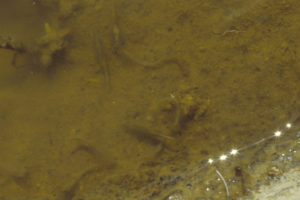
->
[216, 169, 230, 197]
[0, 36, 26, 66]
[0, 36, 25, 53]
[92, 33, 111, 89]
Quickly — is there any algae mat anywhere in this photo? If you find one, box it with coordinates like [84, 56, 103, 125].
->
[0, 0, 299, 199]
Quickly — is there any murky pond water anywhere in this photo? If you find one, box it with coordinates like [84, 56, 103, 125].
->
[0, 0, 299, 200]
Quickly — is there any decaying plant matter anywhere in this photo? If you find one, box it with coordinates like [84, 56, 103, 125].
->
[37, 22, 70, 68]
[0, 22, 69, 70]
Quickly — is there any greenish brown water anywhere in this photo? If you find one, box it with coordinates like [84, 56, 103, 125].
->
[0, 0, 299, 199]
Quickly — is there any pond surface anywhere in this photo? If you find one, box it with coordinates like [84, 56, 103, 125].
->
[0, 0, 299, 199]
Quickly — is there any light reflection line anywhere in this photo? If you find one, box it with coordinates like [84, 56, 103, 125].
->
[207, 122, 296, 165]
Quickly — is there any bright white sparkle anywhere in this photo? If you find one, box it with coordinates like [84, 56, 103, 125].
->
[230, 149, 238, 155]
[220, 154, 227, 161]
[208, 158, 214, 164]
[274, 131, 282, 137]
[286, 123, 291, 128]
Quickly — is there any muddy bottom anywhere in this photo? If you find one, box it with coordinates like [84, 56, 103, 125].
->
[0, 0, 299, 200]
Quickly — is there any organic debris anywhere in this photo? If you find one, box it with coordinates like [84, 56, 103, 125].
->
[0, 22, 69, 71]
[37, 22, 70, 68]
[146, 87, 210, 137]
